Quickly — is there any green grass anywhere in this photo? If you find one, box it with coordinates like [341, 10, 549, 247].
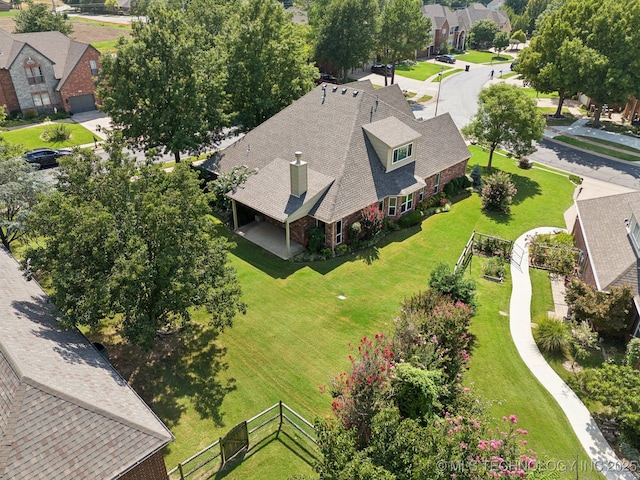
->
[500, 72, 519, 80]
[92, 39, 120, 53]
[1, 122, 96, 150]
[434, 68, 462, 82]
[394, 60, 452, 81]
[70, 16, 133, 30]
[87, 148, 598, 478]
[574, 135, 640, 155]
[416, 94, 432, 102]
[553, 135, 640, 162]
[456, 50, 513, 64]
[521, 88, 559, 99]
[0, 10, 19, 18]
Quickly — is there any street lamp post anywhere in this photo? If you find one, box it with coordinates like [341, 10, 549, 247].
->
[434, 67, 444, 118]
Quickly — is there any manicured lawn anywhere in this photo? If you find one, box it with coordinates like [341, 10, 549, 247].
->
[521, 87, 559, 99]
[89, 148, 598, 478]
[434, 68, 462, 82]
[2, 122, 96, 150]
[70, 16, 132, 30]
[395, 60, 452, 81]
[456, 50, 513, 64]
[553, 135, 640, 162]
[92, 39, 119, 53]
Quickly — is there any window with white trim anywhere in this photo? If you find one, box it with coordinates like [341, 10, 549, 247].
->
[26, 66, 44, 85]
[32, 92, 51, 107]
[336, 219, 343, 245]
[434, 172, 441, 193]
[442, 28, 447, 36]
[388, 197, 397, 216]
[392, 142, 413, 164]
[630, 215, 640, 249]
[418, 187, 424, 202]
[400, 193, 413, 214]
[89, 60, 99, 76]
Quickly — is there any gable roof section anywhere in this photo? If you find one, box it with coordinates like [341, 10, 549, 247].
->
[576, 191, 640, 296]
[210, 80, 470, 224]
[0, 29, 92, 91]
[421, 4, 459, 30]
[0, 247, 173, 480]
[456, 3, 510, 31]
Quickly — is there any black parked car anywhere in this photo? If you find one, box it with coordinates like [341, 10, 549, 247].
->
[23, 148, 72, 169]
[435, 54, 456, 64]
[314, 73, 339, 85]
[371, 64, 393, 75]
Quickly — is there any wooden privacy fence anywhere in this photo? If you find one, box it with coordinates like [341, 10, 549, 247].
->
[167, 401, 316, 480]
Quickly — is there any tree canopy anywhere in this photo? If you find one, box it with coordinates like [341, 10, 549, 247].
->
[461, 83, 545, 170]
[225, 0, 317, 130]
[97, 4, 228, 162]
[24, 142, 246, 350]
[468, 19, 498, 50]
[378, 0, 431, 85]
[14, 1, 73, 35]
[313, 0, 379, 81]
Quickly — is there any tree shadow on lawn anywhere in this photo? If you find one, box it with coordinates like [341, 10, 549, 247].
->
[91, 322, 234, 436]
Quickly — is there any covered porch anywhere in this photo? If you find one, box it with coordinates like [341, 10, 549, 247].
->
[235, 221, 305, 260]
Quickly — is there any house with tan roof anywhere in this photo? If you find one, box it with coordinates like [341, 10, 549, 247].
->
[0, 247, 173, 479]
[0, 29, 100, 116]
[573, 191, 640, 336]
[203, 80, 470, 259]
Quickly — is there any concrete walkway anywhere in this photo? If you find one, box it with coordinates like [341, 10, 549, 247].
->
[510, 227, 636, 480]
[546, 117, 640, 151]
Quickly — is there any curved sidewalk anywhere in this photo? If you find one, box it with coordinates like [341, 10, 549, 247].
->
[510, 227, 635, 480]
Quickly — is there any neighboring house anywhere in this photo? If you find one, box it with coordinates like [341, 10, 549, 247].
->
[487, 0, 504, 10]
[420, 3, 510, 55]
[421, 4, 465, 56]
[203, 80, 471, 258]
[457, 3, 511, 34]
[572, 191, 640, 336]
[0, 29, 100, 116]
[0, 247, 174, 479]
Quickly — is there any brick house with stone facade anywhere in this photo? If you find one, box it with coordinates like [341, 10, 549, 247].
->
[0, 246, 173, 479]
[0, 29, 100, 117]
[572, 191, 640, 337]
[204, 81, 470, 258]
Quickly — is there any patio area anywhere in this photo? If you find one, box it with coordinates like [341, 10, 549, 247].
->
[235, 221, 305, 260]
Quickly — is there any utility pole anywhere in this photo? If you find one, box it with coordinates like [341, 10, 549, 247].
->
[434, 67, 444, 117]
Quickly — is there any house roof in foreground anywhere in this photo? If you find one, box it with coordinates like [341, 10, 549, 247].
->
[576, 191, 640, 296]
[0, 29, 94, 91]
[205, 80, 470, 224]
[0, 247, 173, 480]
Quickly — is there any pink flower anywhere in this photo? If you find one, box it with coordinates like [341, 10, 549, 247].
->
[510, 414, 518, 424]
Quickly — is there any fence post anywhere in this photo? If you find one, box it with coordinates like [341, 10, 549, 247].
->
[219, 437, 224, 465]
[178, 463, 184, 480]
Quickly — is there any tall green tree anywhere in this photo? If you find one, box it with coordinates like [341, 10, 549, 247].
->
[25, 142, 246, 350]
[468, 19, 498, 50]
[225, 0, 317, 130]
[0, 143, 45, 252]
[97, 5, 228, 162]
[14, 1, 73, 35]
[378, 0, 431, 85]
[493, 31, 510, 53]
[504, 0, 527, 14]
[461, 83, 545, 170]
[314, 0, 379, 81]
[509, 29, 526, 49]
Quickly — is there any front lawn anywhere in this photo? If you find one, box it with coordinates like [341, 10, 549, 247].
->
[553, 135, 640, 162]
[2, 122, 96, 150]
[395, 60, 453, 81]
[87, 148, 597, 478]
[456, 50, 513, 64]
[521, 87, 559, 99]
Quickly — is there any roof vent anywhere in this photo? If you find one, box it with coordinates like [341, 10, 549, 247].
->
[353, 90, 359, 97]
[332, 86, 338, 92]
[624, 218, 630, 227]
[341, 88, 347, 95]
[321, 83, 327, 90]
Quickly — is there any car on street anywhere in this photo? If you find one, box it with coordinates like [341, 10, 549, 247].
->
[435, 54, 456, 64]
[371, 64, 393, 75]
[23, 148, 72, 169]
[314, 73, 339, 85]
[510, 60, 518, 71]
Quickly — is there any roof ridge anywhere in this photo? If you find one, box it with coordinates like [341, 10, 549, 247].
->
[21, 375, 173, 442]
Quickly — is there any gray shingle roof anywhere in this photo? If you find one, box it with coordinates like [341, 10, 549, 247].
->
[207, 80, 470, 224]
[576, 191, 640, 296]
[456, 3, 510, 32]
[0, 29, 93, 91]
[421, 4, 459, 30]
[0, 247, 173, 480]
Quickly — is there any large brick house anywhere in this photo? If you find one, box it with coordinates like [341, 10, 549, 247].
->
[203, 80, 470, 258]
[573, 191, 640, 337]
[0, 29, 100, 116]
[0, 247, 174, 479]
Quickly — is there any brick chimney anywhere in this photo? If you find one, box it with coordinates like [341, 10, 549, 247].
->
[290, 151, 308, 197]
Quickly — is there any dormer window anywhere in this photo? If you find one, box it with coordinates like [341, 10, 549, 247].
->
[393, 143, 413, 164]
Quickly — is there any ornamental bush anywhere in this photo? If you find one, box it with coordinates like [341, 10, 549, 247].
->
[480, 171, 517, 213]
[534, 317, 570, 354]
[360, 204, 385, 239]
[42, 123, 71, 142]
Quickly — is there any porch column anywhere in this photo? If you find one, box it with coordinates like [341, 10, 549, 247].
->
[285, 220, 291, 256]
[231, 199, 239, 230]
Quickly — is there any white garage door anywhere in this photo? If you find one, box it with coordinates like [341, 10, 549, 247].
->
[68, 94, 96, 114]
